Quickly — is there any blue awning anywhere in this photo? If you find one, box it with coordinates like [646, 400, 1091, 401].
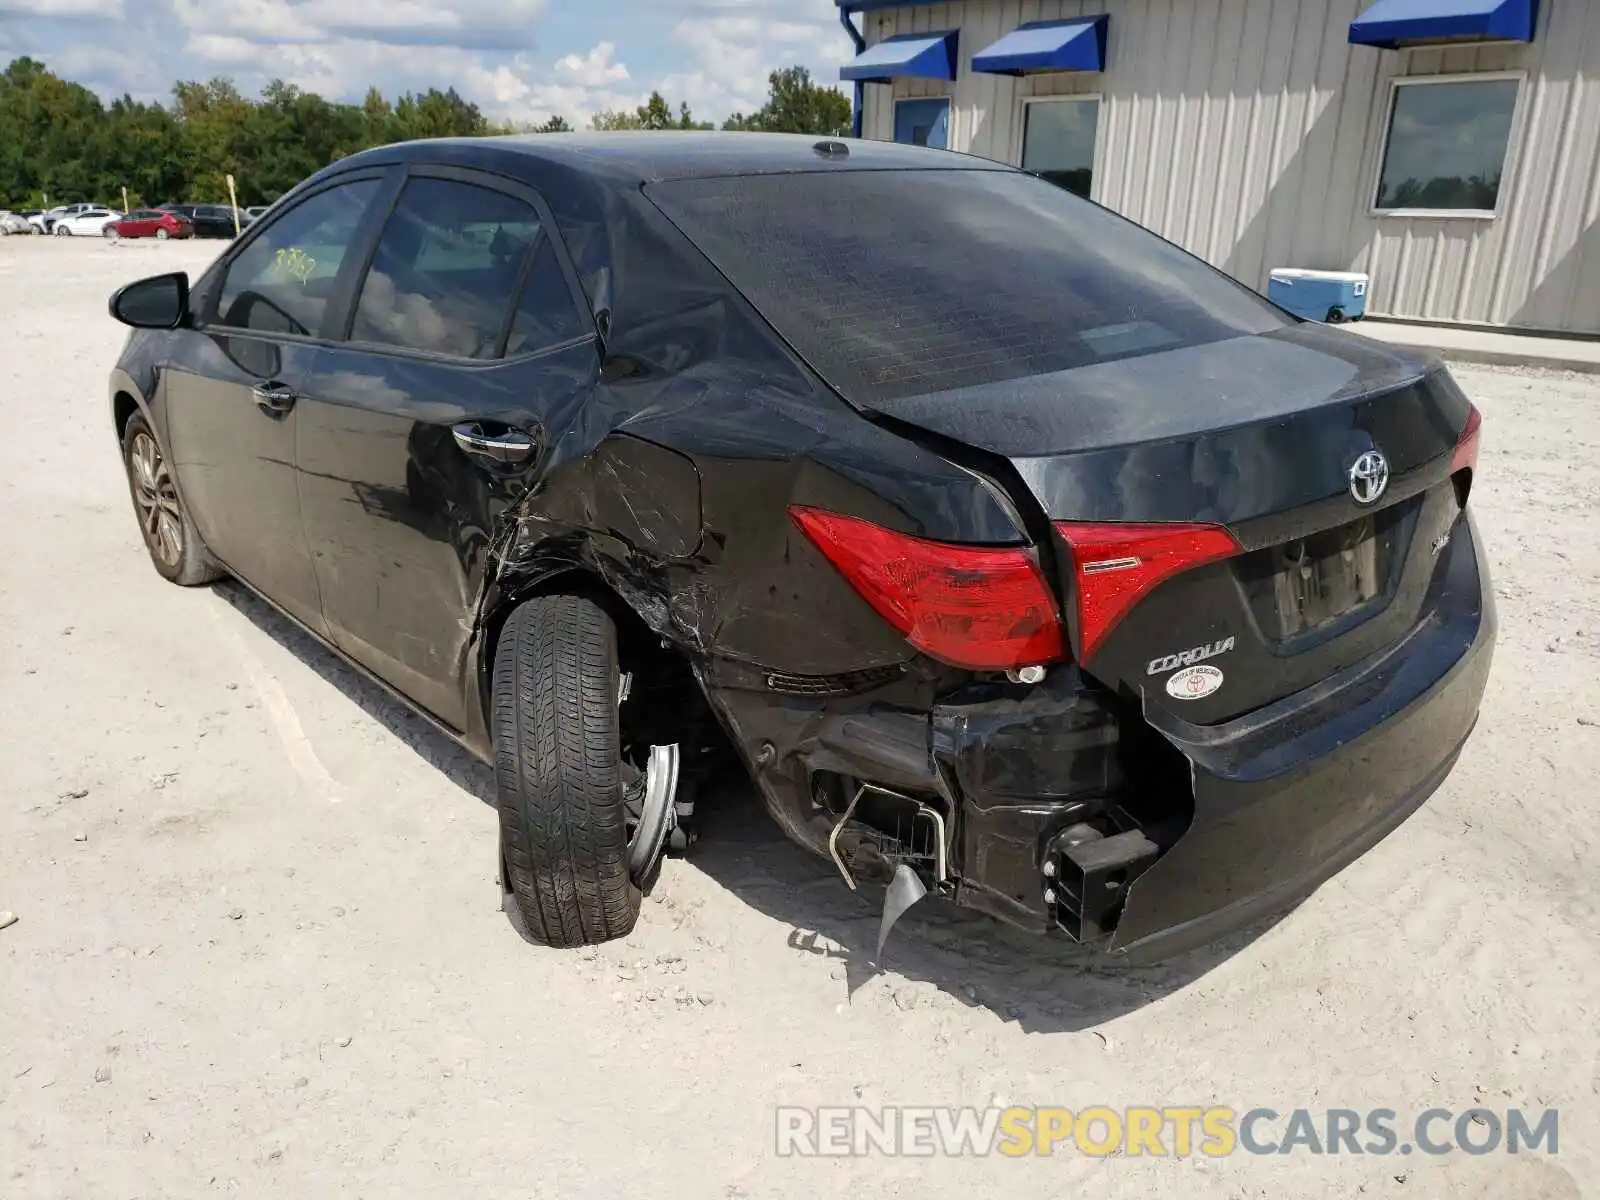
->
[972, 16, 1109, 75]
[840, 31, 959, 83]
[1349, 0, 1538, 48]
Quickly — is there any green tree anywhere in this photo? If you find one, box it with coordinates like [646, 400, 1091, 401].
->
[0, 55, 588, 210]
[172, 77, 257, 202]
[723, 67, 850, 136]
[390, 87, 489, 140]
[360, 86, 393, 145]
[0, 57, 110, 205]
[89, 96, 187, 208]
[591, 91, 711, 132]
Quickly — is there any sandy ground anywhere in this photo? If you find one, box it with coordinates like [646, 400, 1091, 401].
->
[1, 235, 1596, 1199]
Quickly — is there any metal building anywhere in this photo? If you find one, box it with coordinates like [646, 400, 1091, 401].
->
[837, 0, 1600, 335]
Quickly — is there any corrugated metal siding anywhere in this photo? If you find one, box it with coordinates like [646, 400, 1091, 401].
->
[855, 0, 1600, 334]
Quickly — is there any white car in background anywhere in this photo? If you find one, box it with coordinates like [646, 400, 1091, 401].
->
[51, 207, 122, 237]
[0, 211, 37, 235]
[39, 202, 98, 232]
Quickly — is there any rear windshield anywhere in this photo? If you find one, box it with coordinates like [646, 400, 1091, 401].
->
[648, 169, 1292, 404]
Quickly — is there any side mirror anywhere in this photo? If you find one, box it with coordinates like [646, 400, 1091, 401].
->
[109, 272, 190, 330]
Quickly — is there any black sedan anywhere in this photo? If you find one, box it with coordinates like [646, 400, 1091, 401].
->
[106, 133, 1493, 958]
[158, 203, 241, 238]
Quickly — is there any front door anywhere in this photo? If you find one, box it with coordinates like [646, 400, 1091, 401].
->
[894, 98, 950, 148]
[294, 167, 597, 730]
[161, 173, 388, 634]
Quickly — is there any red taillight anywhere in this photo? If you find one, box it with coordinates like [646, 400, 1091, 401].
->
[1054, 522, 1242, 663]
[789, 506, 1063, 670]
[1451, 404, 1482, 476]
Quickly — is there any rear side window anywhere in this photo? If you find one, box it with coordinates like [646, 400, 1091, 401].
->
[506, 239, 588, 355]
[349, 177, 546, 359]
[215, 179, 379, 337]
[648, 170, 1291, 404]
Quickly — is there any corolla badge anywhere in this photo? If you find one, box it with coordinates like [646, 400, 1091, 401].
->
[1348, 449, 1390, 506]
[1147, 636, 1235, 676]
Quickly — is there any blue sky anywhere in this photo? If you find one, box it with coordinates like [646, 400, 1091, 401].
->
[0, 0, 849, 125]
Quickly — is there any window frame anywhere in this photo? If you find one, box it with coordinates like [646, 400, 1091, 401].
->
[1014, 92, 1104, 201]
[1369, 70, 1526, 221]
[201, 166, 399, 342]
[333, 162, 597, 367]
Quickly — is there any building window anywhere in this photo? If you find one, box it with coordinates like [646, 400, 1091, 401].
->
[894, 98, 949, 149]
[1374, 75, 1520, 215]
[1021, 97, 1100, 199]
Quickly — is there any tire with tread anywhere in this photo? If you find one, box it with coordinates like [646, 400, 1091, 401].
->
[120, 411, 225, 586]
[494, 595, 639, 947]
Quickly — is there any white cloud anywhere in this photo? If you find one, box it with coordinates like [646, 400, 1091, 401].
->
[661, 2, 844, 119]
[168, 0, 550, 47]
[0, 0, 118, 13]
[9, 0, 853, 129]
[0, 0, 121, 14]
[554, 41, 628, 88]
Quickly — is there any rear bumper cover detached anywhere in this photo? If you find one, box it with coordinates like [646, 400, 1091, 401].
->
[707, 509, 1494, 962]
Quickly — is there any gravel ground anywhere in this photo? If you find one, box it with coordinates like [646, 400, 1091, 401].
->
[2, 236, 1596, 1199]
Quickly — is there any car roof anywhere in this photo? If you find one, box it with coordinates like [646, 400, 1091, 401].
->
[340, 131, 1011, 186]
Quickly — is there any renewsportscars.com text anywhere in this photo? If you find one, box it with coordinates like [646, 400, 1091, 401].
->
[775, 1105, 1559, 1158]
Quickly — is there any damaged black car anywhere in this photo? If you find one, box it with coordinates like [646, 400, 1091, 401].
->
[106, 133, 1494, 959]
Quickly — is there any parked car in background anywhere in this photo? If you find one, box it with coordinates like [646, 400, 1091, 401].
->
[244, 205, 270, 224]
[22, 210, 48, 234]
[158, 204, 241, 238]
[109, 209, 194, 240]
[40, 202, 100, 233]
[52, 207, 122, 236]
[0, 211, 37, 235]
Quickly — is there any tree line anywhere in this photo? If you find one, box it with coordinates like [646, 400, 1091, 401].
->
[0, 57, 850, 211]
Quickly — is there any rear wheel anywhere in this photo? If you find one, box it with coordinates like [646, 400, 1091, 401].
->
[493, 596, 641, 947]
[155, 227, 169, 241]
[54, 225, 70, 237]
[103, 225, 118, 239]
[120, 412, 225, 586]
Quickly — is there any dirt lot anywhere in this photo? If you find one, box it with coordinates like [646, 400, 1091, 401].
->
[1, 235, 1596, 1198]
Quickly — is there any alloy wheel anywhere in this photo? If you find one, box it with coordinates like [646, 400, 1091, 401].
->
[128, 431, 183, 568]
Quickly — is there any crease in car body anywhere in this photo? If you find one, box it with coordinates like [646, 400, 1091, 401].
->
[106, 132, 1494, 960]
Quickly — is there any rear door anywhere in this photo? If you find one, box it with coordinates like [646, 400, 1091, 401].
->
[161, 171, 391, 633]
[295, 165, 597, 729]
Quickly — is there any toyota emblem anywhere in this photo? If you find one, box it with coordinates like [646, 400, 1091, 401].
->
[1348, 450, 1390, 506]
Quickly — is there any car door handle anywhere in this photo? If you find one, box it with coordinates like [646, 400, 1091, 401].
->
[452, 423, 537, 466]
[252, 382, 297, 417]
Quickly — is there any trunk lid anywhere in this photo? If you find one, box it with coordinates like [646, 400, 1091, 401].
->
[866, 325, 1477, 721]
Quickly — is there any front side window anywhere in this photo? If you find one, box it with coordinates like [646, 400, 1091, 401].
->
[1375, 77, 1519, 213]
[349, 177, 543, 359]
[215, 179, 379, 336]
[1021, 97, 1099, 199]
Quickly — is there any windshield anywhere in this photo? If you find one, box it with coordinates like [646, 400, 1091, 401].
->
[648, 168, 1291, 405]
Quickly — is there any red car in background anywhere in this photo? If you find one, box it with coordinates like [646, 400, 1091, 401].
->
[109, 210, 193, 240]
